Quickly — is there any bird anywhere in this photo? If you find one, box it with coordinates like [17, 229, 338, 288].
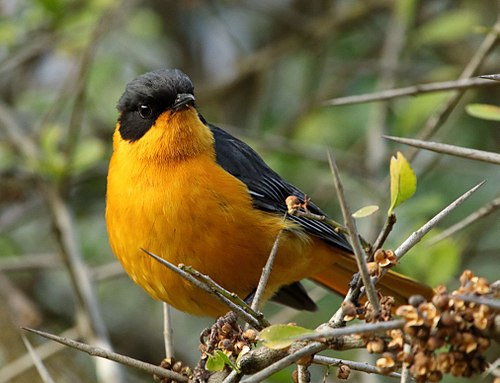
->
[106, 68, 432, 318]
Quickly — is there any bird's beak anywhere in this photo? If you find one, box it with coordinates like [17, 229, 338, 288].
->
[172, 93, 196, 111]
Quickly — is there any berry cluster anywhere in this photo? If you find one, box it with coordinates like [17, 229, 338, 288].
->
[352, 270, 497, 382]
[198, 313, 257, 359]
[156, 357, 192, 383]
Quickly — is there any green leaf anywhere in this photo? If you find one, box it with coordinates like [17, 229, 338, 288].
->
[415, 9, 478, 46]
[205, 352, 225, 372]
[259, 324, 316, 350]
[205, 350, 239, 372]
[352, 205, 379, 218]
[388, 152, 416, 216]
[465, 103, 500, 122]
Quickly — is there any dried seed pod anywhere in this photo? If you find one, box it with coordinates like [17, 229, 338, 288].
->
[376, 353, 396, 374]
[341, 300, 358, 321]
[337, 364, 351, 380]
[242, 329, 257, 342]
[366, 337, 385, 353]
[409, 295, 427, 308]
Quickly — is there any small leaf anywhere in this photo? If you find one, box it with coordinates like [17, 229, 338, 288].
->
[352, 205, 379, 218]
[205, 350, 239, 372]
[259, 324, 316, 350]
[388, 152, 416, 216]
[205, 351, 225, 372]
[465, 103, 500, 122]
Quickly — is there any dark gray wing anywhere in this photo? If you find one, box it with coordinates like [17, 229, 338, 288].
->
[209, 124, 354, 312]
[210, 124, 352, 253]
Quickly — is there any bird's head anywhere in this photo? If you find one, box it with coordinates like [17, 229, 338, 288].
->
[115, 69, 214, 161]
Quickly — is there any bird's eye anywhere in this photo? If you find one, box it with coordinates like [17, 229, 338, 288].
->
[138, 104, 153, 119]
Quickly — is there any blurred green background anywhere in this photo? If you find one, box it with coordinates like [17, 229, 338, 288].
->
[0, 0, 498, 382]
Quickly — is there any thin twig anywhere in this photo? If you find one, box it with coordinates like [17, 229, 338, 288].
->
[288, 207, 372, 250]
[288, 209, 346, 235]
[163, 303, 175, 359]
[142, 249, 267, 329]
[40, 183, 112, 341]
[297, 364, 310, 383]
[394, 181, 485, 261]
[384, 135, 500, 165]
[327, 150, 380, 316]
[0, 327, 78, 383]
[400, 343, 412, 383]
[409, 16, 500, 161]
[20, 334, 56, 383]
[22, 328, 188, 382]
[251, 218, 285, 312]
[371, 213, 397, 256]
[323, 77, 499, 106]
[427, 197, 500, 245]
[327, 287, 359, 328]
[371, 181, 485, 291]
[0, 254, 61, 272]
[179, 265, 261, 317]
[313, 355, 401, 379]
[235, 223, 284, 380]
[237, 334, 367, 377]
[0, 273, 41, 328]
[239, 342, 327, 383]
[480, 74, 500, 81]
[299, 319, 405, 342]
[221, 370, 240, 383]
[453, 294, 500, 310]
[0, 70, 120, 382]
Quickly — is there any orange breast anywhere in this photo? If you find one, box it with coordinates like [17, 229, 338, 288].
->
[106, 142, 335, 317]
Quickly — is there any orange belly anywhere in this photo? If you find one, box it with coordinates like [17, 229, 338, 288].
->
[106, 150, 334, 317]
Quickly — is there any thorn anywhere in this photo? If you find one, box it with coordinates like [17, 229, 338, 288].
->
[479, 74, 500, 81]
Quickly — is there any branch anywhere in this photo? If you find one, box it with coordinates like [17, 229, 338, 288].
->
[453, 294, 500, 310]
[239, 342, 326, 383]
[297, 364, 310, 383]
[163, 303, 174, 359]
[409, 16, 500, 161]
[427, 197, 500, 245]
[250, 220, 285, 313]
[40, 183, 112, 342]
[327, 151, 380, 315]
[20, 334, 56, 383]
[393, 181, 485, 261]
[383, 135, 500, 165]
[142, 249, 268, 329]
[371, 213, 397, 256]
[400, 343, 412, 383]
[0, 327, 78, 383]
[298, 319, 405, 342]
[313, 355, 401, 379]
[323, 77, 499, 106]
[367, 181, 484, 292]
[22, 328, 188, 382]
[238, 334, 370, 383]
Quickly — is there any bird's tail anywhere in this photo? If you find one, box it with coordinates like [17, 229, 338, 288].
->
[311, 253, 434, 306]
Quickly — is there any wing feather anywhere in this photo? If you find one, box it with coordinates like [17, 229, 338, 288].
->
[210, 124, 352, 253]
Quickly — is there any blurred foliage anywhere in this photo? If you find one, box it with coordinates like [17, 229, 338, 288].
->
[0, 0, 499, 382]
